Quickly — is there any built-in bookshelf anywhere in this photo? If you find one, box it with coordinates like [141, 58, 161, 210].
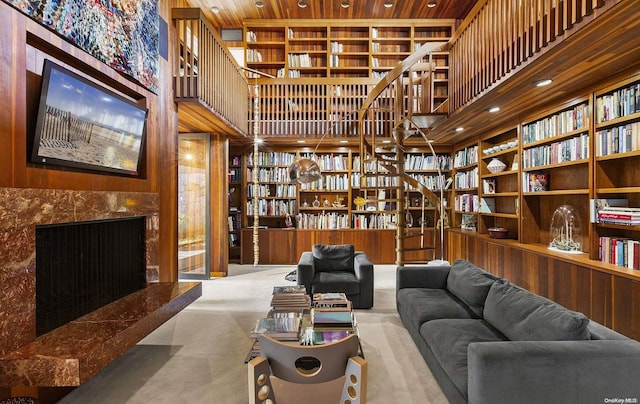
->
[243, 20, 454, 79]
[452, 143, 479, 231]
[519, 99, 591, 251]
[228, 153, 243, 263]
[246, 151, 298, 228]
[591, 73, 640, 266]
[478, 128, 519, 238]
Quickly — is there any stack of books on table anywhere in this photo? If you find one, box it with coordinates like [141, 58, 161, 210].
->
[270, 285, 311, 312]
[249, 312, 302, 341]
[311, 308, 354, 331]
[312, 292, 352, 311]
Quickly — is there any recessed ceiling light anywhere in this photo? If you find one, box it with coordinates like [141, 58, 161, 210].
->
[255, 1, 264, 8]
[455, 127, 464, 132]
[489, 106, 500, 113]
[341, 1, 350, 8]
[427, 1, 437, 7]
[534, 78, 553, 87]
[384, 1, 393, 7]
[297, 140, 306, 143]
[297, 0, 307, 7]
[255, 138, 264, 144]
[339, 140, 349, 143]
[211, 6, 219, 13]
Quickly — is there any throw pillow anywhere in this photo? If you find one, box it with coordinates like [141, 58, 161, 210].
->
[446, 259, 499, 317]
[484, 279, 590, 341]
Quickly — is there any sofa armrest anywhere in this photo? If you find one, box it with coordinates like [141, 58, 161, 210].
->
[396, 265, 450, 290]
[468, 340, 640, 404]
[297, 252, 315, 294]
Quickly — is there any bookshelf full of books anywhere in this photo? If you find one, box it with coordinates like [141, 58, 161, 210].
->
[451, 142, 479, 232]
[591, 72, 640, 267]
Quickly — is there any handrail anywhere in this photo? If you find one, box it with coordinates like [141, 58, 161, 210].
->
[448, 0, 613, 113]
[172, 8, 248, 134]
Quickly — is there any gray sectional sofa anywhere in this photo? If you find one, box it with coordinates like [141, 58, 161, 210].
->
[396, 259, 640, 404]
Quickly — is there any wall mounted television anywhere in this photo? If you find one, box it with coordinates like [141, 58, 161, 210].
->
[31, 60, 148, 177]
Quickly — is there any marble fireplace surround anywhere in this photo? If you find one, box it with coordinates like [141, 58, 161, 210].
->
[0, 187, 202, 388]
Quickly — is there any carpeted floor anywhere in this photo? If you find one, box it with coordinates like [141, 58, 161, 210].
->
[59, 264, 447, 403]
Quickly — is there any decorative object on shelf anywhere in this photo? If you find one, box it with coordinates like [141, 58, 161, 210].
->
[528, 172, 549, 192]
[487, 158, 507, 173]
[548, 205, 583, 254]
[302, 199, 309, 208]
[511, 154, 519, 170]
[312, 195, 321, 208]
[332, 195, 345, 208]
[323, 198, 330, 207]
[353, 196, 366, 211]
[487, 227, 509, 239]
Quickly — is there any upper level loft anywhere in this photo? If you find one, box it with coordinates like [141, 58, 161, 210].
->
[172, 0, 640, 146]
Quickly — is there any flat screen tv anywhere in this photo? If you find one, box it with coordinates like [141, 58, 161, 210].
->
[31, 60, 148, 176]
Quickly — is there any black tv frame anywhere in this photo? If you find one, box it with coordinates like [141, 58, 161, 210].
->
[31, 60, 148, 177]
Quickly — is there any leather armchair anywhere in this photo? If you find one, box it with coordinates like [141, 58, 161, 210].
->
[297, 244, 374, 309]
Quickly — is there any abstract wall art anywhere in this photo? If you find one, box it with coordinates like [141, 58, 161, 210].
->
[7, 0, 159, 93]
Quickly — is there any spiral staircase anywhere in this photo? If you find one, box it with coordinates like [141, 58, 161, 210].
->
[356, 42, 450, 266]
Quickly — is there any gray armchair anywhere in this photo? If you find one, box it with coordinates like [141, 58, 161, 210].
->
[297, 244, 374, 309]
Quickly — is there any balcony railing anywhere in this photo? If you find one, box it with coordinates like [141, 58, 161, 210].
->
[449, 0, 611, 112]
[172, 8, 248, 135]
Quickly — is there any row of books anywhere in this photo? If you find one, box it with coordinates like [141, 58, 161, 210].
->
[521, 133, 590, 169]
[288, 53, 313, 68]
[453, 145, 478, 168]
[454, 193, 479, 213]
[248, 152, 296, 166]
[246, 49, 263, 62]
[595, 122, 640, 157]
[352, 213, 397, 229]
[299, 174, 350, 191]
[454, 167, 479, 189]
[276, 68, 301, 78]
[596, 82, 640, 123]
[246, 184, 298, 198]
[521, 103, 589, 144]
[297, 212, 349, 230]
[598, 236, 640, 270]
[246, 199, 297, 216]
[246, 167, 291, 183]
[404, 154, 453, 171]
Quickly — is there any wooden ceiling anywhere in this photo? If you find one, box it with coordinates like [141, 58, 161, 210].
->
[190, 0, 476, 29]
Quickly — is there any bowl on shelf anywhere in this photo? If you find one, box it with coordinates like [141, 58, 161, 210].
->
[487, 227, 509, 239]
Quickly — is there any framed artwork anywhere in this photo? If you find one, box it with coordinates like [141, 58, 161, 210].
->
[6, 0, 159, 93]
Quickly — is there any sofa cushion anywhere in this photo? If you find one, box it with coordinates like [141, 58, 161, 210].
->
[446, 259, 499, 317]
[313, 244, 354, 272]
[484, 279, 590, 341]
[312, 271, 360, 295]
[420, 319, 508, 399]
[397, 288, 476, 332]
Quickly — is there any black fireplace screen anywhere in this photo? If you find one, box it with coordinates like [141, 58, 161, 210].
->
[35, 216, 147, 336]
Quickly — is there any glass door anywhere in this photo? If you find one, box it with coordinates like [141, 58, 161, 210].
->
[178, 134, 210, 280]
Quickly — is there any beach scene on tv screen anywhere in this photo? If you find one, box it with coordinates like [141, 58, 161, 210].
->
[36, 67, 146, 173]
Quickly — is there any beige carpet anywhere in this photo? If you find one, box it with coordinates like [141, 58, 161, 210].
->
[59, 264, 447, 403]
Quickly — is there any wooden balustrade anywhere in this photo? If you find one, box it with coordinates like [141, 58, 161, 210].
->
[449, 0, 610, 113]
[172, 8, 248, 135]
[249, 78, 390, 138]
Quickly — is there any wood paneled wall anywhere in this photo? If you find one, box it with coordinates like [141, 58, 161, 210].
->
[0, 0, 179, 280]
[447, 229, 640, 340]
